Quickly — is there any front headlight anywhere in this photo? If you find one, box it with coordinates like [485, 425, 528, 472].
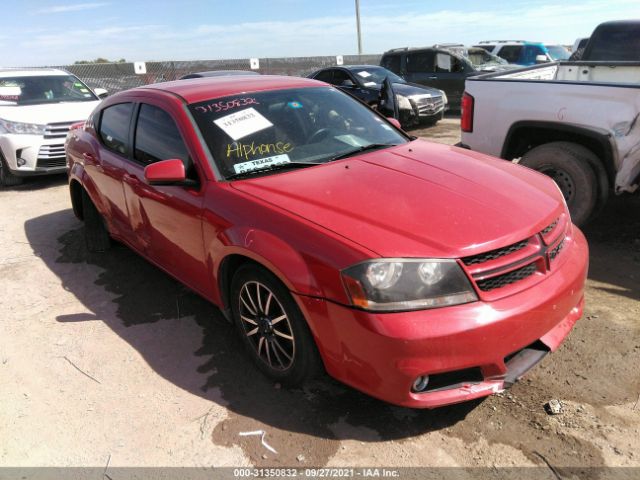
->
[441, 90, 448, 106]
[396, 94, 412, 110]
[341, 259, 478, 312]
[0, 118, 46, 135]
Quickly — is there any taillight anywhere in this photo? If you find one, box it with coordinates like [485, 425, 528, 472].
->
[70, 121, 85, 131]
[461, 92, 474, 133]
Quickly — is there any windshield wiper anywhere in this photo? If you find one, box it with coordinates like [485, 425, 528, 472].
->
[329, 143, 398, 162]
[225, 161, 322, 180]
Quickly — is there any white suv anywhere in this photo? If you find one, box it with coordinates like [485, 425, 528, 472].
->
[0, 68, 104, 186]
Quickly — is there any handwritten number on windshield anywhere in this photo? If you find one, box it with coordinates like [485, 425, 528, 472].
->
[195, 97, 259, 114]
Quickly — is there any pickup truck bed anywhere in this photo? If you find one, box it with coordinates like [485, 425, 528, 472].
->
[460, 61, 640, 225]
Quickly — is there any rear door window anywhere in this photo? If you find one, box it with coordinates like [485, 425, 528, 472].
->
[381, 55, 402, 73]
[435, 53, 464, 72]
[406, 51, 434, 73]
[99, 103, 133, 155]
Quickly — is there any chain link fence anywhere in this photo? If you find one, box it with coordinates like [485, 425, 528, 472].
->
[40, 55, 382, 93]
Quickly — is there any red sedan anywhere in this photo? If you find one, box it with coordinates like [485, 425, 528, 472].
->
[65, 76, 588, 408]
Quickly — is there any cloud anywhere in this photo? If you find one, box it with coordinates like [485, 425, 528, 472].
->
[8, 0, 640, 66]
[34, 2, 109, 14]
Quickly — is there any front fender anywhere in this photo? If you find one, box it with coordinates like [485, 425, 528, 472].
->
[211, 226, 322, 301]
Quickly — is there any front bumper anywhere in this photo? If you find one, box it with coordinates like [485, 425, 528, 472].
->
[295, 228, 588, 408]
[0, 134, 67, 176]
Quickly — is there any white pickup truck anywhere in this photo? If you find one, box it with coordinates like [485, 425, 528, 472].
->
[0, 68, 106, 186]
[459, 21, 640, 225]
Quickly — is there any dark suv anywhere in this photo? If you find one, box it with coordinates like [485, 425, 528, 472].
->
[380, 46, 510, 110]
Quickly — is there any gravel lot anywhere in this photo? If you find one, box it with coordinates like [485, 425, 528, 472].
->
[1, 117, 639, 473]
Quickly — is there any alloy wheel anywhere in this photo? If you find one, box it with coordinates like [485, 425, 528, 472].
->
[238, 281, 295, 371]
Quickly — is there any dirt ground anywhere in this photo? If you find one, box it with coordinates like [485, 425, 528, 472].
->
[1, 117, 639, 474]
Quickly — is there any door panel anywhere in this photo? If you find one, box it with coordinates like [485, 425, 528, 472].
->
[123, 102, 208, 290]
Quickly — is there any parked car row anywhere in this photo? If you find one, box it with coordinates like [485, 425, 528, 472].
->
[474, 41, 571, 65]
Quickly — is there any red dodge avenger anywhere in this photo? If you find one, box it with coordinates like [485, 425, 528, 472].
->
[65, 76, 588, 408]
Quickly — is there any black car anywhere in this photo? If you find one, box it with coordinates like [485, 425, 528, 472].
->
[380, 46, 511, 110]
[308, 65, 447, 127]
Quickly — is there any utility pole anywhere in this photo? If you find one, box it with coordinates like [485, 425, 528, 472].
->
[355, 0, 363, 55]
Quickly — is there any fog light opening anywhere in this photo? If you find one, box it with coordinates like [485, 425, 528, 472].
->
[17, 158, 26, 167]
[412, 375, 430, 392]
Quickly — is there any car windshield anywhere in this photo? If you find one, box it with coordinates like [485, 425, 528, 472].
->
[0, 75, 98, 105]
[545, 45, 571, 61]
[466, 48, 508, 66]
[349, 67, 405, 85]
[189, 86, 408, 179]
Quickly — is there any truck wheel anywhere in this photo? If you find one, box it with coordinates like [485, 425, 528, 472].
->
[230, 263, 323, 386]
[82, 190, 111, 252]
[519, 142, 597, 226]
[0, 157, 24, 187]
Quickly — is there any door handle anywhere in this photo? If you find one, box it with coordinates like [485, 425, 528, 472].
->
[427, 76, 437, 80]
[123, 173, 140, 186]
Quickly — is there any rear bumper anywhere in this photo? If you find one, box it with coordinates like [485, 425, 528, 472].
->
[296, 227, 588, 408]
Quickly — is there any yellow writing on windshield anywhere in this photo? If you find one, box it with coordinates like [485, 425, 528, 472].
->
[227, 141, 293, 161]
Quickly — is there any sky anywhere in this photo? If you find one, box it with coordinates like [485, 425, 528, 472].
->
[1, 0, 639, 66]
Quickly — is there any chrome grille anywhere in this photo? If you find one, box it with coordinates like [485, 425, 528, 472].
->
[412, 96, 445, 115]
[43, 121, 79, 139]
[37, 144, 66, 168]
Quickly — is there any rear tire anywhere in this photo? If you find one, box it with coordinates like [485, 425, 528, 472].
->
[519, 141, 598, 226]
[0, 157, 24, 187]
[230, 263, 322, 386]
[82, 190, 111, 252]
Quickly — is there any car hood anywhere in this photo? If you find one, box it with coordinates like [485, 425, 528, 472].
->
[0, 101, 100, 124]
[392, 82, 444, 98]
[231, 140, 564, 258]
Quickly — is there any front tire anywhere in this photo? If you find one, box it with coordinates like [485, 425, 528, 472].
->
[519, 141, 598, 226]
[0, 157, 23, 187]
[230, 264, 322, 386]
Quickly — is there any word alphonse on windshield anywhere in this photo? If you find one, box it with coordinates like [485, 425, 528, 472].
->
[227, 141, 293, 161]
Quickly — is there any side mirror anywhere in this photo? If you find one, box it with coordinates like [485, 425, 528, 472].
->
[387, 117, 402, 129]
[144, 158, 186, 185]
[535, 55, 548, 64]
[94, 87, 109, 99]
[341, 79, 356, 87]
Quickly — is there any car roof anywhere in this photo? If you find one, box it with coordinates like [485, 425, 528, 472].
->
[0, 68, 69, 78]
[181, 70, 260, 79]
[137, 75, 326, 104]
